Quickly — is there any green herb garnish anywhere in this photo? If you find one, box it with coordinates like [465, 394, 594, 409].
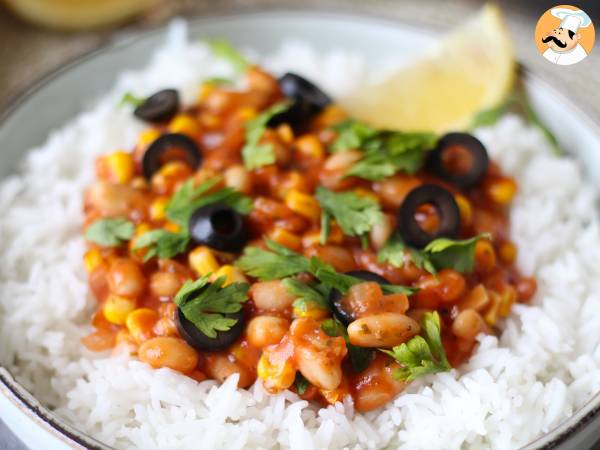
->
[236, 239, 415, 296]
[294, 372, 310, 395]
[242, 101, 292, 170]
[119, 92, 144, 107]
[165, 178, 252, 229]
[133, 179, 251, 261]
[85, 218, 135, 247]
[174, 275, 249, 338]
[203, 77, 234, 86]
[133, 229, 190, 262]
[282, 277, 331, 312]
[346, 132, 438, 181]
[207, 39, 250, 73]
[381, 311, 451, 381]
[321, 317, 374, 373]
[378, 233, 490, 274]
[471, 88, 562, 156]
[329, 119, 378, 153]
[315, 187, 383, 245]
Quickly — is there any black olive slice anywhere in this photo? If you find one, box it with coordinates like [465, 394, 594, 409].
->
[134, 89, 180, 123]
[176, 307, 244, 352]
[398, 184, 460, 248]
[267, 73, 332, 131]
[329, 270, 390, 325]
[189, 203, 248, 253]
[142, 133, 202, 180]
[427, 132, 489, 190]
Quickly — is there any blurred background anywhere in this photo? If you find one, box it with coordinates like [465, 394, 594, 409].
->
[0, 0, 599, 121]
[0, 0, 598, 448]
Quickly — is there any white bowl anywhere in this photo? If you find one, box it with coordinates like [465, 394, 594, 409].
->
[1, 10, 599, 450]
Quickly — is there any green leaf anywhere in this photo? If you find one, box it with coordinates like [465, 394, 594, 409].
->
[85, 218, 135, 247]
[294, 372, 310, 395]
[346, 132, 438, 181]
[242, 101, 292, 170]
[315, 187, 383, 239]
[381, 311, 450, 381]
[320, 318, 374, 373]
[174, 275, 249, 338]
[165, 179, 253, 229]
[283, 278, 331, 312]
[423, 233, 491, 273]
[329, 119, 378, 153]
[235, 239, 313, 280]
[203, 77, 234, 86]
[133, 229, 190, 261]
[119, 92, 144, 107]
[207, 39, 250, 73]
[313, 268, 359, 294]
[377, 233, 407, 268]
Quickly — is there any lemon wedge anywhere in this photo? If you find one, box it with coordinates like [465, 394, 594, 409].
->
[3, 0, 158, 30]
[340, 4, 515, 132]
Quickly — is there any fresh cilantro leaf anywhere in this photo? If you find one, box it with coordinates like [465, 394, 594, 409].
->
[381, 311, 450, 381]
[346, 132, 438, 181]
[424, 233, 491, 273]
[119, 92, 144, 107]
[207, 39, 250, 73]
[85, 218, 135, 247]
[165, 179, 253, 229]
[315, 187, 382, 244]
[242, 101, 292, 170]
[203, 77, 234, 86]
[294, 372, 310, 395]
[321, 318, 374, 373]
[377, 233, 407, 268]
[174, 275, 249, 338]
[470, 101, 511, 129]
[329, 119, 378, 153]
[235, 239, 414, 297]
[133, 229, 190, 261]
[283, 278, 331, 312]
[235, 239, 313, 280]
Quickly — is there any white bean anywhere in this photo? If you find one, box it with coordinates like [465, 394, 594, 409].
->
[347, 313, 420, 347]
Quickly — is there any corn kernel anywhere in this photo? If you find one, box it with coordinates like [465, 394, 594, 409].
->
[103, 151, 135, 184]
[189, 246, 220, 276]
[198, 82, 216, 102]
[277, 124, 294, 145]
[455, 194, 473, 226]
[137, 128, 161, 149]
[103, 295, 137, 325]
[302, 226, 344, 247]
[293, 300, 329, 320]
[135, 223, 152, 237]
[212, 265, 248, 286]
[294, 134, 323, 159]
[126, 308, 159, 344]
[257, 351, 296, 393]
[150, 197, 169, 221]
[238, 106, 257, 121]
[268, 228, 302, 251]
[499, 241, 517, 264]
[275, 171, 309, 199]
[353, 187, 379, 203]
[486, 178, 517, 205]
[168, 114, 201, 137]
[285, 190, 321, 221]
[84, 249, 104, 273]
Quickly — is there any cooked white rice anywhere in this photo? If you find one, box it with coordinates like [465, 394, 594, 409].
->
[1, 21, 600, 450]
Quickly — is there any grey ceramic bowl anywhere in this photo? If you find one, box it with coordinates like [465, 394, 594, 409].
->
[0, 10, 599, 450]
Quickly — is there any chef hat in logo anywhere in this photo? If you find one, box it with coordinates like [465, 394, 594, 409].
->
[551, 7, 592, 33]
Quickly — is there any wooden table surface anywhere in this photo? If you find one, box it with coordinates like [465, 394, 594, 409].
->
[0, 0, 598, 448]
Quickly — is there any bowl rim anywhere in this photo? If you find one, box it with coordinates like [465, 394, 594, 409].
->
[1, 8, 599, 450]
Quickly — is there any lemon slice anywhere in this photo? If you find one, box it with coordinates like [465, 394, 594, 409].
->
[340, 4, 515, 132]
[3, 0, 158, 30]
